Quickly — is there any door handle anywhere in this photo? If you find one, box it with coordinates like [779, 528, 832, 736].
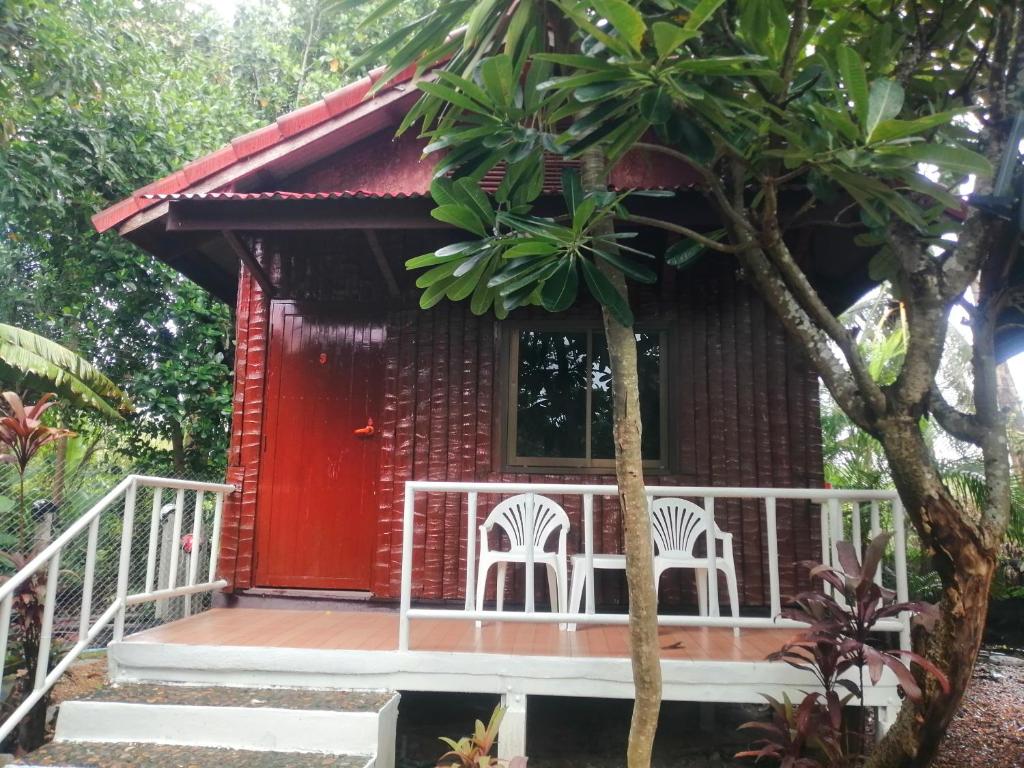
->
[354, 418, 375, 437]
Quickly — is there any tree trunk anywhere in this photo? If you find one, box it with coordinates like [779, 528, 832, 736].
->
[866, 423, 997, 768]
[581, 150, 662, 768]
[996, 363, 1024, 483]
[169, 419, 186, 475]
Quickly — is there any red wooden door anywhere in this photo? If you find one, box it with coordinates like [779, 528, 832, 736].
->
[254, 302, 385, 590]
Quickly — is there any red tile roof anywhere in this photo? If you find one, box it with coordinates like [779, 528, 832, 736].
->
[91, 62, 421, 234]
[140, 190, 426, 201]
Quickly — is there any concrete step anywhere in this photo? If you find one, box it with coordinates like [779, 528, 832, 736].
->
[48, 684, 398, 767]
[13, 741, 373, 767]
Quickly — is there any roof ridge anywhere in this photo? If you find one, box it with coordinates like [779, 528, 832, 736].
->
[92, 61, 422, 234]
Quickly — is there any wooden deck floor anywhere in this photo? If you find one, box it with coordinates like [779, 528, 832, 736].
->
[126, 608, 795, 663]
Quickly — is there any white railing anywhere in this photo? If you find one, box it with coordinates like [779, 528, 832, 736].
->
[0, 474, 234, 743]
[398, 482, 910, 652]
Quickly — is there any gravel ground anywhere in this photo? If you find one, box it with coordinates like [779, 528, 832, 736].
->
[12, 741, 369, 767]
[933, 650, 1024, 768]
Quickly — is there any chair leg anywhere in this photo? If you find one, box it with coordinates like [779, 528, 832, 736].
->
[546, 564, 558, 613]
[567, 565, 584, 632]
[496, 562, 507, 614]
[475, 561, 491, 628]
[695, 569, 708, 617]
[724, 566, 740, 636]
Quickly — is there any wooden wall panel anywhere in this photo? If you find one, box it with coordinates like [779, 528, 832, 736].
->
[221, 233, 824, 609]
[366, 261, 823, 608]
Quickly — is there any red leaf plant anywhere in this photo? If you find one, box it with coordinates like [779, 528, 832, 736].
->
[737, 533, 949, 766]
[0, 392, 74, 475]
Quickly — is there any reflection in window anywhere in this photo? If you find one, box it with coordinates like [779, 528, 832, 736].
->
[512, 329, 663, 466]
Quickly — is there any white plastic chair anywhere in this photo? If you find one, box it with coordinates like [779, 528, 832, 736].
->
[475, 494, 569, 623]
[650, 497, 740, 622]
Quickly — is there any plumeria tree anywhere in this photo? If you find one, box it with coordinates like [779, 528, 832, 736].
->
[344, 1, 1021, 765]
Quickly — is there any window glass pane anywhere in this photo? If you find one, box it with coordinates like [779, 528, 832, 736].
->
[591, 334, 614, 459]
[637, 332, 662, 461]
[590, 332, 661, 461]
[515, 331, 587, 459]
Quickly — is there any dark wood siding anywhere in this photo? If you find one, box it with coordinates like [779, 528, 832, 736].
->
[218, 232, 824, 607]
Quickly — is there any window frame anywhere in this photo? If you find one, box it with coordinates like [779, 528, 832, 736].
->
[501, 321, 671, 473]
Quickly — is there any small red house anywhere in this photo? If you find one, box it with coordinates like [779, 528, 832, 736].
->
[89, 64, 911, 758]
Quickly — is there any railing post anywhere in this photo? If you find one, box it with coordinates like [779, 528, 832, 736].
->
[184, 491, 205, 617]
[113, 478, 138, 642]
[703, 496, 719, 617]
[464, 492, 478, 611]
[828, 497, 846, 607]
[79, 516, 100, 641]
[35, 552, 61, 691]
[870, 501, 882, 587]
[0, 594, 11, 671]
[524, 493, 536, 614]
[144, 487, 162, 594]
[583, 493, 595, 614]
[208, 492, 225, 583]
[398, 483, 415, 651]
[851, 500, 863, 555]
[892, 497, 911, 650]
[166, 489, 185, 593]
[765, 497, 781, 618]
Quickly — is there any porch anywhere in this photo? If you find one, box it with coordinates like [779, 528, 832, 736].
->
[105, 480, 910, 758]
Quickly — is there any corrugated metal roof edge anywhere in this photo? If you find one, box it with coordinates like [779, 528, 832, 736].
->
[92, 61, 423, 234]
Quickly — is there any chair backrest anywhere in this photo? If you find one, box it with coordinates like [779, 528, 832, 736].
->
[482, 494, 569, 553]
[649, 497, 720, 557]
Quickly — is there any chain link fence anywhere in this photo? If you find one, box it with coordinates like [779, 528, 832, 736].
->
[0, 451, 227, 656]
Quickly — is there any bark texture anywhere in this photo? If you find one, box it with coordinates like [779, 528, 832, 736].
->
[582, 149, 663, 768]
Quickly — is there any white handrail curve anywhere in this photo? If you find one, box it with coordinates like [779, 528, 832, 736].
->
[0, 473, 234, 744]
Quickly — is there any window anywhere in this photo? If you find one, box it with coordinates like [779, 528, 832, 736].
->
[506, 327, 667, 469]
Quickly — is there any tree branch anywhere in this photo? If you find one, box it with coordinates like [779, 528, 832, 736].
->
[929, 386, 983, 445]
[620, 215, 739, 252]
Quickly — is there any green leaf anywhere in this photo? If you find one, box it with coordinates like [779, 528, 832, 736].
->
[465, 0, 503, 46]
[480, 54, 516, 106]
[580, 259, 633, 326]
[431, 204, 487, 236]
[897, 144, 993, 177]
[452, 177, 495, 227]
[590, 248, 657, 283]
[865, 79, 904, 142]
[540, 258, 579, 312]
[652, 22, 694, 60]
[869, 110, 963, 144]
[836, 45, 868, 127]
[562, 168, 584, 213]
[591, 0, 646, 52]
[417, 81, 492, 115]
[682, 0, 727, 32]
[665, 238, 710, 269]
[639, 86, 672, 124]
[572, 196, 598, 233]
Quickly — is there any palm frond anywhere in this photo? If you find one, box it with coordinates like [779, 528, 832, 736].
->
[0, 324, 132, 420]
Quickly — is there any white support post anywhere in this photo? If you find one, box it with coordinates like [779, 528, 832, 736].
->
[892, 497, 911, 650]
[852, 500, 863, 555]
[79, 516, 100, 641]
[498, 692, 527, 760]
[828, 497, 846, 606]
[35, 552, 61, 691]
[819, 501, 830, 572]
[166, 489, 185, 592]
[583, 493, 595, 614]
[398, 484, 415, 651]
[703, 496, 719, 617]
[112, 479, 138, 642]
[184, 491, 205, 617]
[464, 492, 478, 611]
[144, 487, 162, 594]
[524, 493, 536, 614]
[876, 703, 900, 740]
[765, 497, 781, 618]
[207, 492, 224, 583]
[0, 593, 11, 666]
[870, 501, 882, 586]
